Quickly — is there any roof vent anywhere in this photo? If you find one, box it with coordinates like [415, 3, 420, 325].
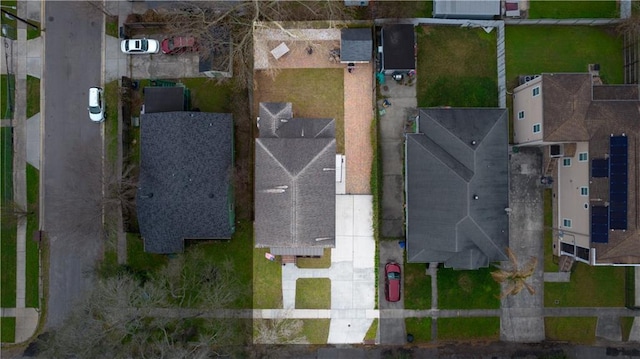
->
[471, 140, 477, 146]
[473, 195, 479, 200]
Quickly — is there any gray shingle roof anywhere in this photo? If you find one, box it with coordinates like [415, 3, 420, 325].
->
[340, 28, 372, 63]
[382, 24, 415, 71]
[433, 0, 501, 19]
[405, 108, 509, 269]
[255, 103, 336, 251]
[137, 112, 234, 254]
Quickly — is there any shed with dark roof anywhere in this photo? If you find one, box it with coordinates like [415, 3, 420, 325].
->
[340, 28, 372, 63]
[381, 24, 415, 74]
[137, 111, 235, 254]
[405, 108, 509, 269]
[143, 86, 186, 113]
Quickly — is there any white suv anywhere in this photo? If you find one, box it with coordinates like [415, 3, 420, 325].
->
[88, 87, 105, 123]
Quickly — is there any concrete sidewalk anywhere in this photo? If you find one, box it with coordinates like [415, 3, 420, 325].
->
[0, 0, 43, 344]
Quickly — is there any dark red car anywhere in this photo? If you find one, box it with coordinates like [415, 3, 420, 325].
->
[161, 36, 197, 54]
[384, 262, 401, 302]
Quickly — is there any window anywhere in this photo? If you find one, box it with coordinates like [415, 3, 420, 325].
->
[518, 111, 525, 120]
[578, 152, 588, 162]
[580, 187, 588, 196]
[563, 218, 572, 228]
[533, 123, 541, 133]
[533, 86, 540, 96]
[563, 158, 571, 167]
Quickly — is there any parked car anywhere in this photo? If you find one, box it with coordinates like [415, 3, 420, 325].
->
[384, 262, 401, 302]
[161, 36, 197, 54]
[88, 87, 104, 123]
[120, 38, 160, 54]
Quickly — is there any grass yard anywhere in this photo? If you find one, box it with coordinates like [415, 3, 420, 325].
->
[416, 25, 498, 108]
[26, 75, 40, 119]
[528, 0, 617, 19]
[296, 248, 331, 268]
[364, 318, 378, 341]
[545, 262, 625, 307]
[253, 69, 345, 153]
[25, 164, 39, 308]
[253, 248, 283, 309]
[405, 317, 432, 343]
[621, 317, 635, 341]
[505, 26, 623, 90]
[104, 80, 119, 164]
[193, 219, 254, 308]
[438, 267, 500, 309]
[0, 316, 15, 343]
[1, 74, 15, 119]
[126, 232, 168, 275]
[1, 227, 16, 308]
[26, 20, 41, 40]
[545, 317, 596, 344]
[438, 317, 500, 340]
[301, 319, 330, 344]
[356, 1, 432, 19]
[180, 78, 234, 113]
[543, 189, 558, 272]
[105, 15, 118, 38]
[296, 278, 330, 309]
[404, 262, 431, 310]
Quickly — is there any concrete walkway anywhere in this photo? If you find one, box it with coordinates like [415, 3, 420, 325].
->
[0, 0, 43, 344]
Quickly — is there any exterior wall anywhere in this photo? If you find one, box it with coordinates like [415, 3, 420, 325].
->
[513, 76, 544, 144]
[557, 142, 590, 250]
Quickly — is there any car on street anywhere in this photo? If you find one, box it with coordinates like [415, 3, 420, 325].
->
[120, 38, 160, 54]
[161, 36, 197, 54]
[88, 87, 104, 123]
[384, 262, 401, 302]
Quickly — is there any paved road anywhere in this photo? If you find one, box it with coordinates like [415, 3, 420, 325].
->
[43, 1, 104, 328]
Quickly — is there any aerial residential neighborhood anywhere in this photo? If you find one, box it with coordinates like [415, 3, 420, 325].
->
[2, 0, 640, 358]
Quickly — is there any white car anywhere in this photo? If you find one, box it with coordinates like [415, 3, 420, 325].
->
[88, 87, 104, 123]
[120, 38, 160, 54]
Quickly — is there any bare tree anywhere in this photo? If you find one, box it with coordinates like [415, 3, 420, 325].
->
[1, 200, 36, 229]
[491, 247, 538, 299]
[254, 313, 308, 344]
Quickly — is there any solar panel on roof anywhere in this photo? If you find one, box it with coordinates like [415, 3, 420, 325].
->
[591, 159, 609, 178]
[591, 206, 609, 243]
[609, 135, 628, 230]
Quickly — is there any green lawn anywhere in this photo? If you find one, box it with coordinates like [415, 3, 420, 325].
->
[105, 15, 118, 38]
[416, 25, 498, 108]
[296, 248, 331, 268]
[25, 164, 39, 308]
[438, 267, 500, 309]
[543, 189, 558, 272]
[301, 319, 330, 344]
[405, 317, 431, 343]
[295, 278, 330, 309]
[254, 69, 345, 153]
[1, 74, 15, 119]
[437, 317, 500, 340]
[194, 219, 254, 308]
[404, 262, 431, 310]
[621, 317, 635, 341]
[356, 0, 432, 19]
[104, 80, 119, 164]
[26, 75, 40, 119]
[505, 26, 623, 89]
[1, 227, 16, 308]
[26, 20, 41, 40]
[0, 0, 17, 40]
[545, 317, 596, 344]
[126, 232, 168, 275]
[253, 248, 282, 309]
[364, 318, 378, 341]
[528, 0, 617, 19]
[545, 262, 626, 307]
[0, 316, 15, 343]
[180, 78, 234, 113]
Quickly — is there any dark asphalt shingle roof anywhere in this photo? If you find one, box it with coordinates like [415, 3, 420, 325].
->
[340, 28, 372, 62]
[143, 87, 185, 113]
[137, 112, 234, 254]
[405, 108, 509, 269]
[255, 103, 336, 251]
[382, 24, 415, 71]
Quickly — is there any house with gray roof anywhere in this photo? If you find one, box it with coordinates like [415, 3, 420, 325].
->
[255, 102, 336, 257]
[340, 28, 372, 63]
[137, 111, 235, 254]
[405, 108, 509, 269]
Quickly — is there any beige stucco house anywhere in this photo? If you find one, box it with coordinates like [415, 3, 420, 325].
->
[513, 72, 640, 266]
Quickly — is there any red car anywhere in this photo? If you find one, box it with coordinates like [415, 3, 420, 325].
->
[161, 36, 197, 54]
[384, 262, 401, 302]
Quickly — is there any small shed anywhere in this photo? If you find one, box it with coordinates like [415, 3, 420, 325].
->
[380, 24, 415, 74]
[340, 28, 372, 64]
[433, 0, 501, 19]
[143, 86, 186, 114]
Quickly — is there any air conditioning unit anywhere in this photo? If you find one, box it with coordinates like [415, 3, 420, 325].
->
[550, 144, 564, 158]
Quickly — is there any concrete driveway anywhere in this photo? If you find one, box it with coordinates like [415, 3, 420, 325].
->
[378, 240, 406, 344]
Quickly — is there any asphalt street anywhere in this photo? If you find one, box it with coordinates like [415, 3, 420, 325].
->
[43, 1, 104, 328]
